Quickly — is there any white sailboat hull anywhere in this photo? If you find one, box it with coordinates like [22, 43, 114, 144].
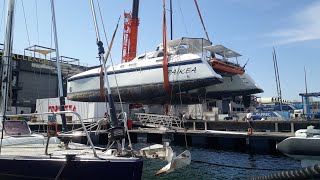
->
[67, 54, 223, 103]
[164, 72, 263, 104]
[195, 73, 263, 98]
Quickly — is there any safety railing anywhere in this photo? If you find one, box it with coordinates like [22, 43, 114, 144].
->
[3, 111, 98, 157]
[135, 113, 182, 128]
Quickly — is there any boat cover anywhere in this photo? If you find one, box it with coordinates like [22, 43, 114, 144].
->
[205, 45, 241, 58]
[167, 37, 211, 54]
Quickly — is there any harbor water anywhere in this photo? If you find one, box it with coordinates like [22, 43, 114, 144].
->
[140, 144, 301, 180]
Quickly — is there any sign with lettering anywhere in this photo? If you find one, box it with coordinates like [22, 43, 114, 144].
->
[168, 67, 196, 75]
[253, 112, 275, 117]
[0, 51, 49, 65]
[252, 111, 290, 120]
[48, 105, 77, 112]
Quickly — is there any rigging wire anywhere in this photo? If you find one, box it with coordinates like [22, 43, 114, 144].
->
[177, 0, 189, 35]
[97, 0, 124, 110]
[20, 0, 31, 46]
[177, 55, 189, 149]
[31, 0, 45, 121]
[32, 0, 42, 114]
[193, 0, 210, 41]
[35, 0, 40, 46]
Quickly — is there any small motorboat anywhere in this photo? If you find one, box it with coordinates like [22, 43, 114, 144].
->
[276, 125, 320, 167]
[205, 44, 245, 76]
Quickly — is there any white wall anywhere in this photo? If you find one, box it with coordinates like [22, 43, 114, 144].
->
[35, 97, 129, 123]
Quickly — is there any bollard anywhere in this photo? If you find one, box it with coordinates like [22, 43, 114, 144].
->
[275, 122, 278, 132]
[193, 121, 196, 130]
[291, 123, 295, 133]
[204, 121, 207, 131]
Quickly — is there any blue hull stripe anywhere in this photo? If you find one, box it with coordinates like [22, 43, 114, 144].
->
[68, 59, 203, 82]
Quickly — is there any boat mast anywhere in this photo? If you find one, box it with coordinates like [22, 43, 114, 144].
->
[89, 1, 125, 149]
[89, 0, 120, 128]
[303, 66, 310, 116]
[50, 0, 67, 131]
[1, 0, 15, 121]
[194, 0, 210, 41]
[0, 0, 15, 154]
[272, 48, 283, 111]
[162, 0, 170, 97]
[170, 0, 173, 40]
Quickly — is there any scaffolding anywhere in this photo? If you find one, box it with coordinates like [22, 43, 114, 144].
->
[24, 45, 55, 60]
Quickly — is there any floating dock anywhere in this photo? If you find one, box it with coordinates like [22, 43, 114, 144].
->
[28, 120, 319, 154]
[128, 128, 293, 154]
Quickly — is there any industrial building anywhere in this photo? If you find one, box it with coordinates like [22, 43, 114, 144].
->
[0, 44, 89, 113]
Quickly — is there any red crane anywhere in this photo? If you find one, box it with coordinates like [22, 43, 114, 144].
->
[122, 0, 139, 62]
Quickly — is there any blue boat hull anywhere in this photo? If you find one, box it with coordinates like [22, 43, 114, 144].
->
[0, 157, 143, 180]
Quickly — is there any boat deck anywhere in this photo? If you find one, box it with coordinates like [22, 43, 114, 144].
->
[0, 143, 137, 161]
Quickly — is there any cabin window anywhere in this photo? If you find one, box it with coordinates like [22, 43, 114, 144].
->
[176, 45, 188, 54]
[157, 51, 164, 57]
[129, 63, 137, 67]
[120, 65, 125, 68]
[156, 59, 163, 62]
[3, 121, 31, 136]
[138, 54, 146, 59]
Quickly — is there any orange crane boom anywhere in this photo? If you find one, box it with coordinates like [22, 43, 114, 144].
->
[122, 0, 139, 62]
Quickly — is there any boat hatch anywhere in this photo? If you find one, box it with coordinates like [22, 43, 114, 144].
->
[3, 120, 31, 136]
[204, 45, 241, 58]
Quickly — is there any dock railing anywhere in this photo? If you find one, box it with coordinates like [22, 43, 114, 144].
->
[135, 113, 182, 128]
[184, 119, 320, 133]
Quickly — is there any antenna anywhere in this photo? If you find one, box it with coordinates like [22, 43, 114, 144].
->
[243, 58, 250, 69]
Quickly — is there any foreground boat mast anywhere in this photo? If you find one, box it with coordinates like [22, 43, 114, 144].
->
[50, 0, 68, 132]
[0, 0, 15, 121]
[0, 0, 15, 153]
[89, 0, 125, 148]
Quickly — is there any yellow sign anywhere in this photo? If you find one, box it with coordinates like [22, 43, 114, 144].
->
[0, 51, 49, 65]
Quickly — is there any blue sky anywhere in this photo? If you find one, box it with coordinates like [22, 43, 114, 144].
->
[1, 0, 320, 101]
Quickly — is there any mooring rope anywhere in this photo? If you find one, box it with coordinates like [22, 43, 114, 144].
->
[55, 160, 67, 180]
[251, 164, 320, 180]
[192, 160, 292, 171]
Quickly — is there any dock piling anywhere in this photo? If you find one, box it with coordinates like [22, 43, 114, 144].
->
[290, 123, 295, 133]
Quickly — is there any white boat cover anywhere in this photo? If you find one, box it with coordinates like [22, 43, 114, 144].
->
[167, 37, 212, 54]
[205, 45, 241, 58]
